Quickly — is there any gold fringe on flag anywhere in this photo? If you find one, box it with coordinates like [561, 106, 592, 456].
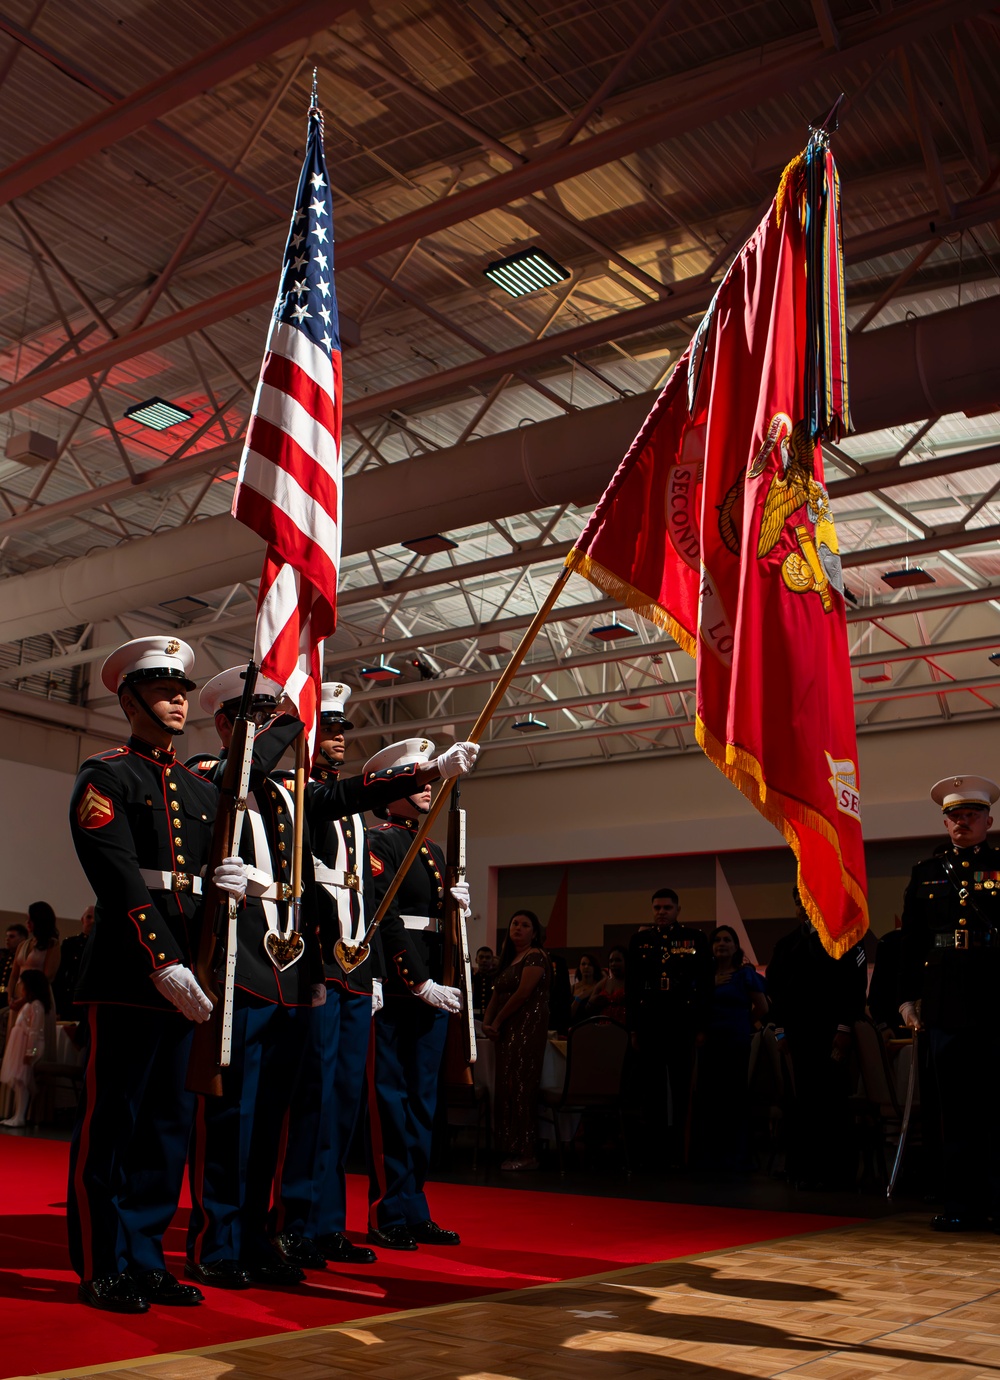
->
[565, 548, 697, 658]
[696, 715, 869, 959]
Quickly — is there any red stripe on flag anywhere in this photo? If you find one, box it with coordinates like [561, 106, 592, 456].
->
[236, 488, 339, 625]
[241, 412, 341, 528]
[261, 346, 342, 442]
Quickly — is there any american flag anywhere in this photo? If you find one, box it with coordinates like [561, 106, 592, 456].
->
[232, 99, 341, 744]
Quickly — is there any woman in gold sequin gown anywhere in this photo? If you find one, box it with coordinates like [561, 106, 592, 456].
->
[483, 910, 550, 1171]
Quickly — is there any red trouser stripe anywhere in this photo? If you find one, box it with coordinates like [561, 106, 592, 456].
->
[365, 1022, 386, 1230]
[271, 1105, 291, 1234]
[188, 1096, 209, 1263]
[72, 1006, 100, 1280]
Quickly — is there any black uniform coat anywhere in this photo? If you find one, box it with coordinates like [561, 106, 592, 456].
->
[765, 922, 867, 1036]
[368, 818, 446, 997]
[307, 761, 429, 995]
[70, 735, 217, 1009]
[625, 922, 714, 1034]
[899, 841, 1000, 1032]
[191, 716, 321, 1006]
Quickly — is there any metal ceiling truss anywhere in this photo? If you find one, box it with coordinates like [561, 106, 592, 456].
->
[0, 0, 997, 772]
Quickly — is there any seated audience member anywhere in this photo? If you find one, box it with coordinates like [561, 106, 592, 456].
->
[54, 905, 95, 1020]
[472, 946, 497, 1019]
[0, 924, 27, 1013]
[569, 953, 603, 1023]
[585, 948, 627, 1021]
[11, 903, 60, 1063]
[0, 970, 49, 1127]
[766, 889, 867, 1189]
[483, 911, 551, 1171]
[692, 925, 768, 1170]
[867, 924, 906, 1039]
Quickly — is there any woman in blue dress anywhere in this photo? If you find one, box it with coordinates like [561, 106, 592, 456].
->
[692, 926, 768, 1169]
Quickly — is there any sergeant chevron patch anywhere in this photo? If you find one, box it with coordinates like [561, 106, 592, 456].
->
[77, 784, 114, 829]
[370, 853, 384, 876]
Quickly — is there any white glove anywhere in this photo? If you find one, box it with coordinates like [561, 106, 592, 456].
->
[311, 983, 327, 1008]
[152, 965, 212, 1023]
[898, 1000, 921, 1031]
[372, 978, 384, 1015]
[415, 979, 462, 1014]
[449, 881, 472, 918]
[434, 741, 480, 779]
[213, 856, 248, 901]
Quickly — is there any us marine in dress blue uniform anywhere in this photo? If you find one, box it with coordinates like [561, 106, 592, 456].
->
[899, 773, 1000, 1231]
[272, 690, 480, 1268]
[184, 667, 322, 1290]
[625, 888, 713, 1167]
[66, 637, 247, 1314]
[365, 737, 477, 1251]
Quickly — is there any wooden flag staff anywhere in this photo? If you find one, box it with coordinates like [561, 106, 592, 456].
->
[333, 565, 571, 973]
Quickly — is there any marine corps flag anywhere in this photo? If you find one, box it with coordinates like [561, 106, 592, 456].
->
[566, 130, 867, 956]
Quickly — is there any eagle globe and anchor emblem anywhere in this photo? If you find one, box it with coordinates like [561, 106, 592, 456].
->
[719, 412, 843, 612]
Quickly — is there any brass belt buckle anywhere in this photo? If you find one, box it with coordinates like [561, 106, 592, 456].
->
[346, 872, 360, 892]
[279, 883, 294, 901]
[955, 929, 969, 951]
[172, 872, 191, 893]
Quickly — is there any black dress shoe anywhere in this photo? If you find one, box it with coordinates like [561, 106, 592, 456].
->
[367, 1224, 417, 1251]
[316, 1231, 377, 1264]
[931, 1213, 987, 1232]
[184, 1258, 251, 1290]
[78, 1273, 150, 1314]
[410, 1219, 461, 1246]
[272, 1232, 327, 1269]
[128, 1269, 203, 1306]
[242, 1256, 306, 1286]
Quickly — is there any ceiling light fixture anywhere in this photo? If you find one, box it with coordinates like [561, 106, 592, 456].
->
[124, 396, 194, 430]
[484, 247, 569, 298]
[512, 714, 549, 731]
[589, 617, 636, 642]
[881, 568, 935, 589]
[159, 596, 209, 618]
[620, 698, 650, 710]
[359, 658, 402, 684]
[401, 534, 458, 556]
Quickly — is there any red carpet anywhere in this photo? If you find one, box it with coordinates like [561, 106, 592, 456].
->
[0, 1136, 857, 1378]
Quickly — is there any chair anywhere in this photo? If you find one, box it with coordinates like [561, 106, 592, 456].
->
[748, 1025, 790, 1173]
[852, 1018, 919, 1187]
[444, 1079, 491, 1171]
[538, 1016, 630, 1174]
[31, 1059, 85, 1125]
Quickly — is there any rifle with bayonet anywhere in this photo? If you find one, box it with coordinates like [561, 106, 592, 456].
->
[443, 785, 476, 1075]
[186, 659, 259, 1096]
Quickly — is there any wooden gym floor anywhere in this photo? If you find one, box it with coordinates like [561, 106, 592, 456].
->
[22, 1213, 1000, 1380]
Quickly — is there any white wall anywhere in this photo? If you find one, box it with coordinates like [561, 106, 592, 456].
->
[0, 758, 92, 918]
[460, 718, 1000, 948]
